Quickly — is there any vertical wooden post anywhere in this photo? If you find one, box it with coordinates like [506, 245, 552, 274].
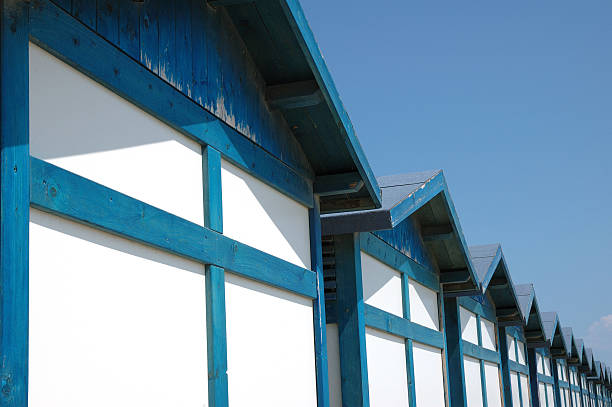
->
[0, 1, 29, 406]
[335, 233, 369, 407]
[402, 275, 417, 407]
[309, 195, 330, 407]
[202, 145, 229, 407]
[443, 296, 468, 407]
[528, 348, 542, 407]
[499, 326, 514, 407]
[553, 359, 562, 407]
[477, 315, 490, 407]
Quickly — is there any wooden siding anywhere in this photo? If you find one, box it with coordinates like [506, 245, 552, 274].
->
[374, 216, 435, 271]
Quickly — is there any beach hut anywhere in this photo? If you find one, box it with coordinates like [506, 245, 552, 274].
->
[563, 328, 584, 407]
[1, 1, 382, 406]
[576, 339, 592, 407]
[320, 170, 479, 407]
[541, 312, 570, 407]
[450, 244, 523, 407]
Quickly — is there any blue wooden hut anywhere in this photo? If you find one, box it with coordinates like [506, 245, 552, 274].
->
[563, 327, 584, 407]
[446, 244, 523, 407]
[576, 339, 593, 407]
[320, 170, 479, 407]
[540, 312, 570, 407]
[0, 1, 383, 406]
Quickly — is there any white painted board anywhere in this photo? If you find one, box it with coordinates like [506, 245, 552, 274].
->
[520, 373, 530, 407]
[481, 318, 497, 351]
[412, 342, 446, 407]
[484, 362, 503, 407]
[464, 356, 483, 407]
[408, 279, 439, 330]
[365, 328, 410, 407]
[460, 307, 479, 345]
[326, 323, 343, 407]
[221, 159, 310, 269]
[225, 273, 317, 407]
[547, 384, 555, 407]
[29, 209, 208, 407]
[511, 372, 521, 407]
[537, 353, 544, 374]
[361, 252, 403, 317]
[539, 383, 547, 407]
[29, 42, 204, 226]
[517, 340, 526, 365]
[508, 335, 517, 362]
[544, 357, 551, 376]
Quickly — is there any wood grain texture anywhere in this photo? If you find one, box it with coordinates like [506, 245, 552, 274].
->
[30, 158, 317, 298]
[0, 1, 29, 405]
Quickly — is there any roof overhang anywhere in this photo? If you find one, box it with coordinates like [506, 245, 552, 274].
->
[321, 170, 479, 295]
[209, 0, 381, 213]
[470, 245, 522, 325]
[515, 284, 547, 348]
[585, 348, 596, 376]
[541, 312, 568, 358]
[562, 327, 580, 365]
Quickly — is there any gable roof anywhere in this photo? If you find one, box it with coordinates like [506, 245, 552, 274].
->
[585, 347, 595, 373]
[541, 312, 568, 357]
[213, 0, 381, 212]
[562, 327, 580, 364]
[321, 170, 478, 294]
[514, 284, 547, 347]
[469, 244, 522, 325]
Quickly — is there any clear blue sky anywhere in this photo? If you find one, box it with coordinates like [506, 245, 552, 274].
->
[301, 1, 612, 362]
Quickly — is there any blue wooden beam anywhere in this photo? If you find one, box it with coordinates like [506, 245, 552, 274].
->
[552, 359, 563, 407]
[314, 172, 364, 197]
[334, 233, 369, 407]
[309, 196, 330, 407]
[0, 2, 29, 406]
[499, 326, 515, 407]
[443, 297, 468, 407]
[202, 145, 229, 407]
[30, 158, 317, 298]
[29, 0, 315, 208]
[528, 348, 543, 407]
[266, 80, 323, 110]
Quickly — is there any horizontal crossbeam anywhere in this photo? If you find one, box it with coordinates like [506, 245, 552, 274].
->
[30, 158, 317, 298]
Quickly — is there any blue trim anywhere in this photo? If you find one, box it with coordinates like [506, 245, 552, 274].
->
[30, 157, 317, 298]
[360, 233, 439, 291]
[334, 233, 370, 406]
[279, 0, 381, 209]
[458, 296, 497, 322]
[510, 360, 530, 375]
[364, 305, 445, 349]
[309, 197, 330, 407]
[539, 374, 556, 385]
[462, 341, 502, 365]
[443, 296, 468, 407]
[202, 146, 229, 407]
[29, 0, 315, 208]
[499, 326, 515, 407]
[480, 358, 490, 407]
[401, 268, 417, 407]
[552, 359, 563, 407]
[0, 2, 29, 405]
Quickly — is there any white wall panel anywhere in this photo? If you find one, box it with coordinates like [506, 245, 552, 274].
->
[539, 383, 548, 407]
[481, 318, 497, 351]
[413, 342, 446, 407]
[517, 340, 526, 365]
[511, 372, 521, 407]
[408, 279, 439, 330]
[460, 307, 479, 345]
[544, 357, 552, 376]
[464, 356, 484, 407]
[508, 335, 517, 362]
[547, 384, 555, 407]
[326, 324, 343, 407]
[29, 42, 204, 226]
[365, 328, 410, 407]
[537, 353, 544, 374]
[520, 374, 530, 407]
[484, 362, 503, 407]
[361, 252, 403, 316]
[225, 273, 317, 407]
[221, 159, 310, 269]
[29, 209, 207, 407]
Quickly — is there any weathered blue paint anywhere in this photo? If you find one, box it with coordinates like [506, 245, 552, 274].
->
[374, 216, 435, 271]
[0, 2, 29, 406]
[30, 158, 317, 298]
[202, 145, 229, 407]
[30, 0, 315, 207]
[334, 233, 369, 407]
[310, 196, 330, 407]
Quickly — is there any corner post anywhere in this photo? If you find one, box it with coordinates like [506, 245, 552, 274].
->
[203, 145, 229, 407]
[443, 296, 468, 407]
[552, 359, 562, 407]
[310, 195, 330, 407]
[528, 348, 542, 407]
[0, 1, 30, 406]
[401, 275, 417, 407]
[335, 233, 369, 407]
[498, 326, 514, 407]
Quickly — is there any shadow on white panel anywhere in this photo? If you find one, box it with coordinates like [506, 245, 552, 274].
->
[225, 273, 317, 407]
[29, 209, 207, 407]
[29, 42, 204, 225]
[480, 318, 497, 351]
[221, 159, 310, 269]
[408, 279, 439, 330]
[365, 328, 410, 407]
[361, 252, 403, 317]
[326, 324, 343, 407]
[460, 307, 479, 345]
[517, 340, 526, 365]
[413, 342, 446, 407]
[507, 335, 517, 362]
